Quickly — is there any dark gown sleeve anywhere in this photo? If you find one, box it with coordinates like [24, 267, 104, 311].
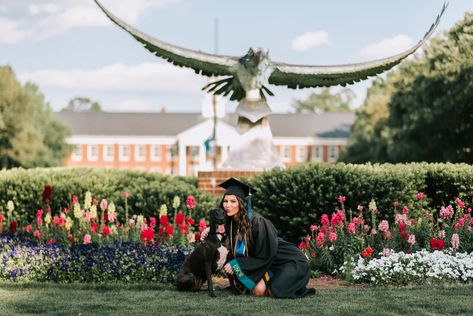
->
[229, 213, 278, 290]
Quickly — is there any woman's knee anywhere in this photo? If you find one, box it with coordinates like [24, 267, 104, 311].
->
[252, 279, 267, 297]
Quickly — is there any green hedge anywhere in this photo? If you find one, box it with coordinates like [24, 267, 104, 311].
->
[251, 163, 473, 243]
[0, 167, 218, 225]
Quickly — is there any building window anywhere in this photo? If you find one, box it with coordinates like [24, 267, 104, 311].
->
[312, 146, 323, 161]
[119, 145, 130, 161]
[135, 144, 146, 162]
[188, 146, 199, 160]
[150, 167, 162, 173]
[151, 145, 162, 161]
[103, 144, 114, 161]
[328, 146, 339, 162]
[167, 144, 178, 160]
[71, 144, 82, 161]
[279, 146, 291, 162]
[296, 146, 308, 162]
[87, 144, 98, 161]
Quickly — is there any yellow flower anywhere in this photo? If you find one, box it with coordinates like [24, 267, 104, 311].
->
[136, 215, 144, 226]
[159, 204, 168, 217]
[173, 196, 180, 209]
[65, 217, 73, 230]
[84, 191, 92, 210]
[6, 201, 14, 212]
[45, 212, 52, 225]
[110, 225, 118, 235]
[108, 201, 116, 213]
[90, 205, 97, 219]
[73, 203, 83, 219]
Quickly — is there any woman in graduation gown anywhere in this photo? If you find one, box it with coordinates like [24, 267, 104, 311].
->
[219, 178, 315, 298]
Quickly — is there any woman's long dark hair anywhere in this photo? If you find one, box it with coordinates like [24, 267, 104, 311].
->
[220, 195, 253, 251]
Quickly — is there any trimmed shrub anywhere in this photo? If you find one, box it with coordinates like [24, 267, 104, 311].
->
[251, 163, 473, 243]
[0, 168, 218, 225]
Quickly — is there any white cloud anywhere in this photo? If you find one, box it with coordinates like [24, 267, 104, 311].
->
[29, 3, 60, 15]
[291, 31, 331, 52]
[18, 62, 207, 93]
[360, 34, 414, 60]
[0, 17, 30, 44]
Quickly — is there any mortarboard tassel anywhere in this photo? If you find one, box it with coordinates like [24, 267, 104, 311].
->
[247, 190, 253, 220]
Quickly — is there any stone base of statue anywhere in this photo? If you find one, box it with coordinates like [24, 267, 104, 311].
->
[219, 97, 284, 171]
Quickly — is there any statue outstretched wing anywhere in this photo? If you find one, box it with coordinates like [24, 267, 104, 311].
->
[94, 0, 238, 77]
[268, 3, 448, 89]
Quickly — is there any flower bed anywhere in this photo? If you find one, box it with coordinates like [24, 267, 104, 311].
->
[347, 250, 473, 285]
[299, 193, 473, 285]
[0, 234, 190, 283]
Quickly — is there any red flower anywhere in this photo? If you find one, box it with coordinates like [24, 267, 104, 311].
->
[180, 223, 189, 235]
[160, 215, 169, 226]
[48, 238, 56, 245]
[185, 217, 195, 226]
[400, 231, 408, 240]
[43, 185, 52, 203]
[102, 226, 111, 236]
[406, 248, 412, 254]
[175, 211, 184, 225]
[141, 227, 155, 243]
[430, 238, 445, 250]
[103, 212, 108, 223]
[195, 232, 201, 242]
[165, 224, 174, 238]
[186, 195, 196, 209]
[399, 221, 406, 232]
[9, 221, 17, 233]
[91, 223, 98, 232]
[437, 239, 445, 250]
[298, 241, 309, 250]
[361, 246, 373, 258]
[0, 214, 3, 222]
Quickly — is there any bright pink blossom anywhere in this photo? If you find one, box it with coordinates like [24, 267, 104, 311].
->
[451, 233, 460, 249]
[408, 234, 416, 246]
[310, 225, 317, 232]
[378, 220, 389, 232]
[83, 234, 92, 245]
[33, 230, 41, 239]
[337, 196, 346, 203]
[328, 232, 337, 243]
[100, 199, 108, 211]
[321, 214, 329, 226]
[455, 198, 465, 209]
[198, 219, 207, 232]
[316, 232, 325, 246]
[186, 195, 196, 209]
[415, 192, 425, 200]
[150, 217, 157, 228]
[347, 223, 356, 234]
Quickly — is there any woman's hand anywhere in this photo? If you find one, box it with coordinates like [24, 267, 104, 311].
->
[200, 227, 210, 240]
[224, 263, 233, 275]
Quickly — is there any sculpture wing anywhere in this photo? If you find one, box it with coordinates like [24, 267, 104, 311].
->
[94, 0, 238, 77]
[268, 3, 447, 89]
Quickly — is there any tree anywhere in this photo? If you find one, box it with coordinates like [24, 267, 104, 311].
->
[62, 97, 102, 112]
[340, 13, 473, 163]
[291, 87, 354, 113]
[0, 65, 72, 168]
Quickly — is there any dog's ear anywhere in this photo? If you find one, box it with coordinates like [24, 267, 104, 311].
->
[209, 208, 218, 234]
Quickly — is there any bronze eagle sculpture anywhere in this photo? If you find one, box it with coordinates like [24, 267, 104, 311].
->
[94, 0, 447, 103]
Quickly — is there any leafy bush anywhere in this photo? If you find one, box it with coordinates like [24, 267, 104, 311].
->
[0, 167, 218, 225]
[251, 163, 473, 242]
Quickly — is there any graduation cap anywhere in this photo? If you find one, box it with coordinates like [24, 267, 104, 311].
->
[219, 177, 255, 220]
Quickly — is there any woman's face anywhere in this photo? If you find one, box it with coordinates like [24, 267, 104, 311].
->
[223, 194, 240, 218]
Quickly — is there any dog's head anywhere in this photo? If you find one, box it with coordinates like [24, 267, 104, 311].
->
[209, 208, 226, 235]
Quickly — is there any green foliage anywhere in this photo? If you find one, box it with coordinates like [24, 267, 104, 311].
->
[341, 13, 473, 163]
[62, 97, 102, 112]
[0, 168, 218, 225]
[291, 87, 354, 113]
[250, 162, 473, 243]
[0, 66, 72, 168]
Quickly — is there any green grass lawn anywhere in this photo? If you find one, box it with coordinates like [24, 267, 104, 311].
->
[0, 282, 472, 316]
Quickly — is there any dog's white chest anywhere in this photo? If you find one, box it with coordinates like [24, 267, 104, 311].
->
[216, 245, 229, 270]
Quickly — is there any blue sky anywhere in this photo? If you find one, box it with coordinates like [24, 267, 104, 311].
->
[1, 0, 471, 113]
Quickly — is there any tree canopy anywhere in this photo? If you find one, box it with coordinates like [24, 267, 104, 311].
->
[291, 87, 354, 113]
[340, 13, 473, 163]
[0, 65, 72, 168]
[62, 97, 102, 112]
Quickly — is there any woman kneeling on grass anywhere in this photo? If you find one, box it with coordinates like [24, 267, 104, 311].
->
[212, 177, 315, 298]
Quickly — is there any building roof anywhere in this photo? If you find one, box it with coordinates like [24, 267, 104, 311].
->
[55, 111, 355, 138]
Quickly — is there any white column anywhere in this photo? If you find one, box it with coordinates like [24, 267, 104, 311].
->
[221, 144, 228, 164]
[178, 142, 187, 176]
[199, 144, 206, 169]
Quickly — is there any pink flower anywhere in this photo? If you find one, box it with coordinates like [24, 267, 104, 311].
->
[24, 224, 33, 232]
[378, 220, 389, 232]
[310, 225, 317, 232]
[298, 241, 309, 250]
[100, 199, 108, 211]
[337, 195, 346, 203]
[402, 206, 409, 215]
[150, 217, 157, 229]
[458, 218, 465, 227]
[382, 248, 391, 256]
[328, 232, 337, 243]
[83, 234, 92, 245]
[438, 230, 446, 239]
[0, 214, 3, 222]
[455, 198, 465, 209]
[92, 198, 98, 206]
[33, 230, 41, 239]
[347, 223, 356, 234]
[393, 201, 399, 207]
[124, 191, 129, 199]
[186, 195, 196, 209]
[321, 214, 329, 226]
[451, 233, 460, 249]
[316, 232, 325, 246]
[180, 223, 189, 235]
[440, 205, 454, 219]
[198, 219, 207, 232]
[415, 192, 425, 200]
[357, 205, 364, 211]
[48, 238, 56, 245]
[408, 234, 416, 246]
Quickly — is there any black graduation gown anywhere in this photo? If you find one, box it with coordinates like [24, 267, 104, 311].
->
[227, 212, 314, 298]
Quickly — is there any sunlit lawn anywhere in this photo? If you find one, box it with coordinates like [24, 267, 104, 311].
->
[0, 282, 472, 315]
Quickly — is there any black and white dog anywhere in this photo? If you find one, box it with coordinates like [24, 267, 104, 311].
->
[176, 208, 228, 297]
